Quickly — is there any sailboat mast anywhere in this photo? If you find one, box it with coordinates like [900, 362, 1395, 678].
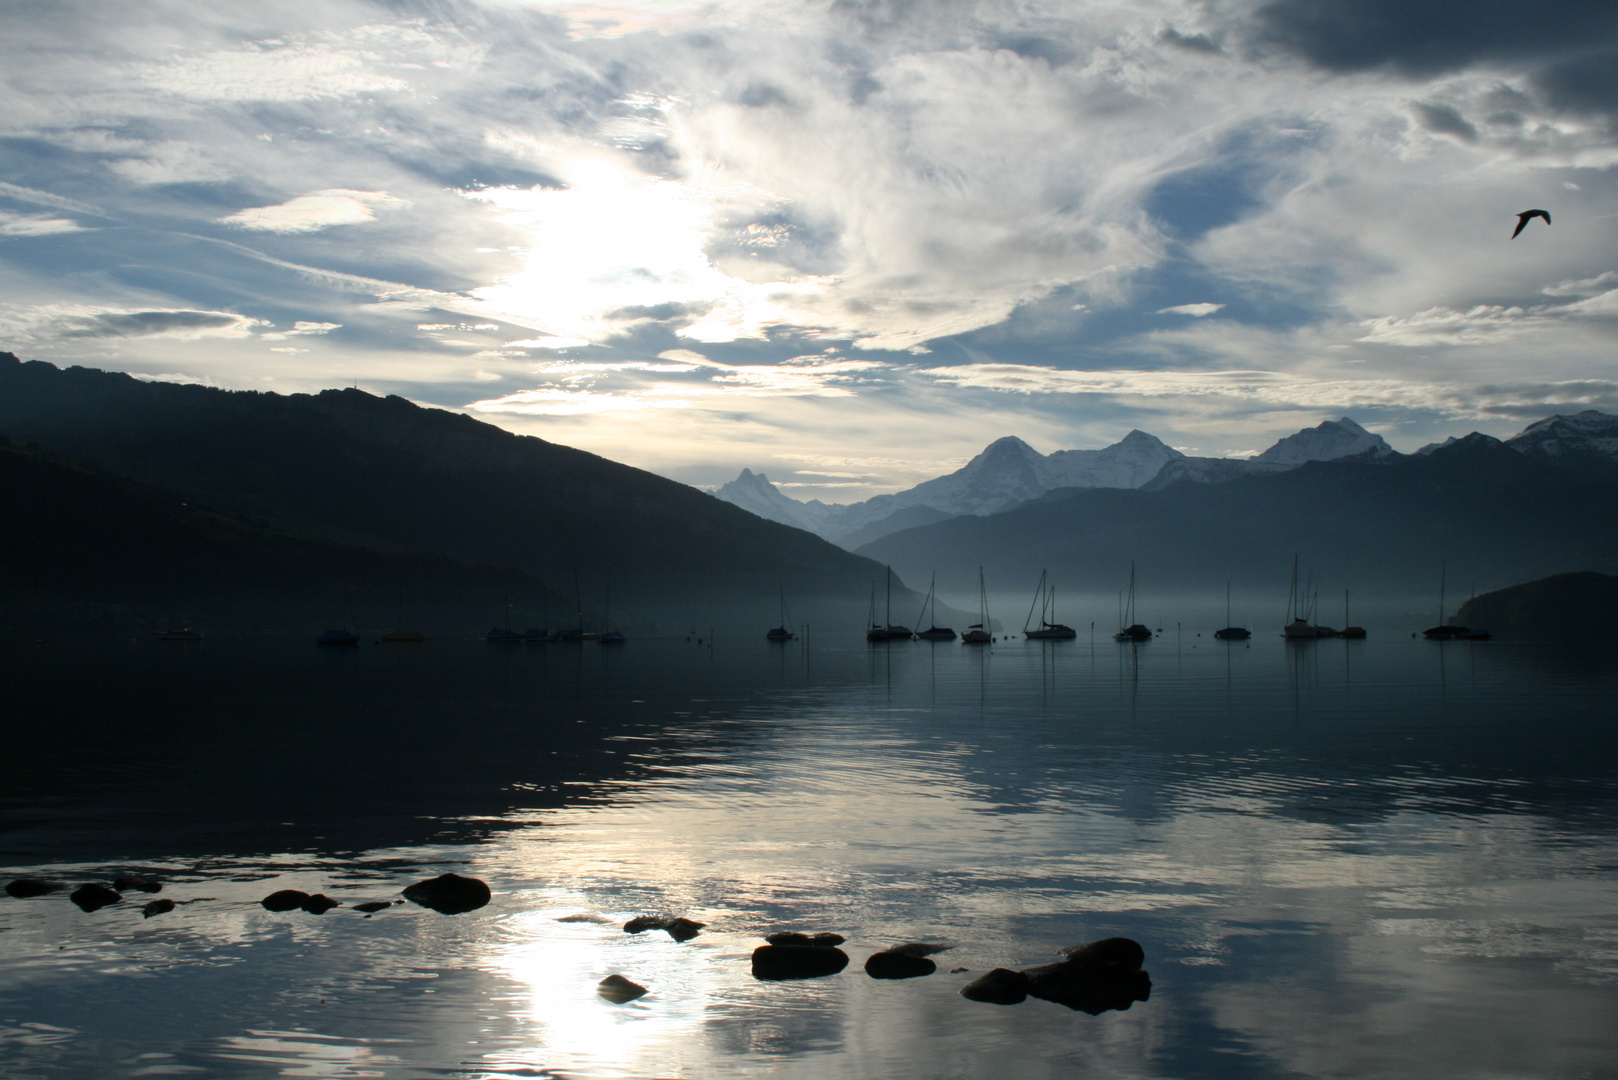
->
[1439, 562, 1447, 626]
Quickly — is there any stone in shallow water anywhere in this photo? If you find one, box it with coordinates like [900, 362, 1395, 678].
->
[70, 884, 122, 912]
[597, 974, 649, 1003]
[764, 931, 845, 947]
[261, 889, 310, 912]
[113, 875, 162, 894]
[353, 901, 394, 914]
[557, 912, 614, 924]
[751, 944, 850, 980]
[142, 899, 176, 919]
[300, 894, 342, 915]
[865, 950, 937, 980]
[623, 915, 705, 941]
[1024, 937, 1151, 1015]
[402, 873, 491, 915]
[5, 879, 62, 899]
[959, 968, 1029, 1005]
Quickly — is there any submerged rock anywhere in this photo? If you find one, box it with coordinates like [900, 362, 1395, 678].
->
[751, 944, 850, 981]
[70, 884, 122, 912]
[402, 873, 491, 915]
[353, 901, 394, 914]
[142, 899, 176, 919]
[261, 889, 311, 912]
[960, 968, 1029, 1005]
[300, 894, 342, 915]
[623, 915, 705, 941]
[1024, 937, 1151, 1015]
[557, 912, 614, 924]
[764, 931, 845, 948]
[113, 875, 162, 894]
[5, 879, 62, 899]
[597, 974, 649, 1003]
[864, 950, 937, 980]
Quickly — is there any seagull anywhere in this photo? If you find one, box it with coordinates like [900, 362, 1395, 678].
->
[1511, 209, 1550, 238]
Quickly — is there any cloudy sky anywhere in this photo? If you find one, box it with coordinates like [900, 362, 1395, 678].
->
[2, 0, 1615, 499]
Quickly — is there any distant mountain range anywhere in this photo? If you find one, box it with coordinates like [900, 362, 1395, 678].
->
[854, 429, 1618, 611]
[717, 417, 1397, 546]
[0, 352, 947, 633]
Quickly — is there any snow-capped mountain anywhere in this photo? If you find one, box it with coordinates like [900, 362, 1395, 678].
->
[1505, 410, 1618, 480]
[712, 468, 829, 534]
[1043, 430, 1185, 488]
[1253, 417, 1394, 465]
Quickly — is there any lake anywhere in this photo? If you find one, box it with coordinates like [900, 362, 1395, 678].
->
[3, 630, 1617, 1079]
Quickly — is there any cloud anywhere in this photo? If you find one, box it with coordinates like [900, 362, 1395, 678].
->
[1411, 101, 1478, 143]
[1158, 302, 1225, 317]
[220, 190, 407, 233]
[261, 321, 342, 341]
[136, 40, 410, 103]
[0, 210, 87, 237]
[56, 309, 266, 340]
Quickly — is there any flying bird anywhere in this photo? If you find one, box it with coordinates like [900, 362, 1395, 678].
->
[1511, 209, 1550, 238]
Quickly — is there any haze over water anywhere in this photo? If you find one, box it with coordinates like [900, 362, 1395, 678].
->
[4, 631, 1617, 1079]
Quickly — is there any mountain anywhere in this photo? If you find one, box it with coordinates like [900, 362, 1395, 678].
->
[0, 436, 567, 633]
[1253, 417, 1394, 465]
[0, 352, 937, 630]
[715, 422, 1403, 549]
[1504, 410, 1618, 483]
[1453, 571, 1618, 641]
[855, 433, 1618, 611]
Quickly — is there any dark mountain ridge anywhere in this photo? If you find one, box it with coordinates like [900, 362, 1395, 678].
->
[0, 353, 941, 631]
[857, 433, 1618, 606]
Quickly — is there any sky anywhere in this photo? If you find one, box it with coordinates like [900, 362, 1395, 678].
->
[2, 0, 1616, 501]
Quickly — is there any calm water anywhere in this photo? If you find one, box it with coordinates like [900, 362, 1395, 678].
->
[3, 632, 1617, 1079]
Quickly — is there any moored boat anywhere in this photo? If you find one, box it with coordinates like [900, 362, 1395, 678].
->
[1112, 562, 1150, 642]
[962, 567, 993, 644]
[1214, 580, 1250, 640]
[1025, 569, 1078, 640]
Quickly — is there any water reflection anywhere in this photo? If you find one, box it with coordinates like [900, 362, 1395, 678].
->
[2, 635, 1617, 1077]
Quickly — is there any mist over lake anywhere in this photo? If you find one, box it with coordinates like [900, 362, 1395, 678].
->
[5, 631, 1616, 1078]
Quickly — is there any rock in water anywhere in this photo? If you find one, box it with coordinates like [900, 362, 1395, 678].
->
[402, 873, 491, 914]
[764, 931, 845, 947]
[1024, 937, 1151, 1015]
[353, 901, 393, 914]
[261, 889, 311, 912]
[597, 974, 649, 1003]
[622, 915, 705, 941]
[5, 879, 62, 898]
[300, 894, 342, 914]
[70, 884, 122, 912]
[142, 899, 176, 919]
[751, 944, 850, 980]
[960, 968, 1030, 1005]
[113, 875, 162, 894]
[865, 950, 937, 980]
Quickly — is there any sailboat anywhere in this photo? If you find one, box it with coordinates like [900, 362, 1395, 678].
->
[914, 572, 956, 640]
[1340, 589, 1366, 639]
[1213, 580, 1250, 640]
[598, 579, 626, 643]
[767, 584, 795, 641]
[866, 566, 912, 641]
[1025, 570, 1078, 640]
[1113, 562, 1151, 642]
[962, 567, 993, 644]
[554, 571, 596, 641]
[1283, 556, 1327, 639]
[383, 589, 427, 642]
[1421, 564, 1486, 639]
[487, 585, 522, 643]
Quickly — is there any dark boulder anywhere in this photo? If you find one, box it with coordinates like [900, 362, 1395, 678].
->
[113, 875, 162, 894]
[353, 901, 394, 914]
[865, 950, 937, 980]
[402, 873, 491, 915]
[1024, 937, 1151, 1015]
[597, 974, 649, 1003]
[142, 899, 176, 919]
[262, 889, 311, 912]
[764, 931, 845, 947]
[70, 884, 122, 912]
[960, 968, 1029, 1005]
[5, 879, 62, 899]
[623, 915, 705, 941]
[751, 944, 850, 980]
[300, 894, 342, 915]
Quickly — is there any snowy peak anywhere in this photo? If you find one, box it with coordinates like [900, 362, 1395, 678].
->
[1505, 410, 1618, 462]
[903, 436, 1048, 516]
[1254, 417, 1393, 465]
[1043, 430, 1185, 489]
[713, 468, 823, 532]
